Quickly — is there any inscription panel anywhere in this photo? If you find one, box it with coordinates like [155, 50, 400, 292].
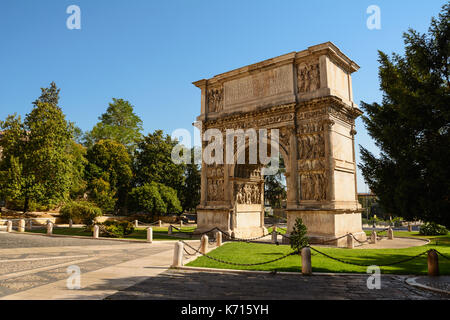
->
[223, 64, 293, 109]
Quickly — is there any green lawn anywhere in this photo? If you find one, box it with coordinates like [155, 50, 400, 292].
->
[28, 226, 195, 241]
[187, 231, 450, 275]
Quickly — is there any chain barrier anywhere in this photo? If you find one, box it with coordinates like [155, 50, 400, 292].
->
[183, 241, 203, 256]
[169, 225, 195, 237]
[434, 250, 450, 261]
[136, 220, 162, 227]
[181, 241, 299, 267]
[309, 246, 434, 267]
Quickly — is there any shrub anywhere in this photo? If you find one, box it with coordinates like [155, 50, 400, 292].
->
[129, 182, 166, 216]
[100, 220, 135, 238]
[60, 201, 102, 225]
[157, 184, 182, 214]
[290, 217, 309, 251]
[419, 222, 448, 236]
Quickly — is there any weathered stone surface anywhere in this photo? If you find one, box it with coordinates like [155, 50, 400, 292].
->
[194, 42, 364, 244]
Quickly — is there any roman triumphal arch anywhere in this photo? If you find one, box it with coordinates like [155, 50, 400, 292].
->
[193, 42, 367, 246]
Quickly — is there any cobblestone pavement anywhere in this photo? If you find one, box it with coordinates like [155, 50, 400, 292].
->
[414, 276, 450, 293]
[0, 232, 174, 298]
[106, 269, 449, 300]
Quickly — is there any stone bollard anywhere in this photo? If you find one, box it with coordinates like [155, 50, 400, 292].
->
[159, 220, 162, 227]
[200, 234, 208, 254]
[46, 222, 53, 235]
[18, 219, 25, 233]
[347, 234, 354, 249]
[180, 220, 183, 227]
[147, 227, 153, 243]
[427, 250, 439, 276]
[370, 231, 377, 244]
[93, 225, 99, 238]
[6, 221, 12, 233]
[408, 223, 412, 232]
[272, 230, 278, 244]
[168, 225, 173, 235]
[387, 227, 394, 240]
[301, 247, 312, 275]
[134, 220, 139, 228]
[28, 220, 33, 231]
[69, 219, 73, 228]
[172, 241, 184, 267]
[216, 231, 222, 247]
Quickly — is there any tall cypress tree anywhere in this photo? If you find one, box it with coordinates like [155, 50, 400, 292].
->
[359, 4, 450, 227]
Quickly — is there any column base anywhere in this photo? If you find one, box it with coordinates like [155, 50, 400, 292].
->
[286, 209, 367, 247]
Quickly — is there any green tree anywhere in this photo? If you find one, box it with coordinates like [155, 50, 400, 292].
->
[264, 155, 286, 208]
[67, 141, 88, 199]
[290, 217, 309, 251]
[134, 130, 185, 195]
[180, 147, 201, 212]
[129, 182, 167, 217]
[84, 98, 143, 153]
[85, 139, 133, 214]
[158, 183, 182, 214]
[0, 82, 74, 212]
[359, 4, 450, 227]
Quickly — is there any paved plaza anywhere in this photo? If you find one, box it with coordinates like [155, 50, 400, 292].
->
[106, 269, 449, 300]
[0, 232, 448, 300]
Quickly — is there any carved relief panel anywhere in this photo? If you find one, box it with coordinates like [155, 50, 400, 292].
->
[300, 173, 328, 201]
[207, 164, 225, 202]
[296, 116, 328, 201]
[234, 182, 262, 205]
[297, 63, 321, 93]
[207, 87, 224, 113]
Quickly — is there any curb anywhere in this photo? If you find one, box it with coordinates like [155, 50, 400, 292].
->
[173, 265, 418, 277]
[7, 230, 200, 244]
[405, 277, 450, 296]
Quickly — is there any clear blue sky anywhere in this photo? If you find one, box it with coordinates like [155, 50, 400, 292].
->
[0, 0, 445, 192]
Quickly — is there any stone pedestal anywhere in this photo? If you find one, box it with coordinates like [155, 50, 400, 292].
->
[196, 205, 267, 239]
[286, 210, 366, 247]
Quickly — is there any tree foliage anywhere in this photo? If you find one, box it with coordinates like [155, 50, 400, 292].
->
[359, 4, 450, 227]
[84, 98, 143, 153]
[290, 217, 309, 251]
[264, 155, 286, 208]
[85, 139, 133, 214]
[180, 147, 201, 212]
[0, 83, 74, 212]
[134, 130, 185, 194]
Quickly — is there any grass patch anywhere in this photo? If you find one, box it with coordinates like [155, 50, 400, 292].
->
[28, 226, 194, 241]
[267, 226, 287, 235]
[187, 231, 450, 275]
